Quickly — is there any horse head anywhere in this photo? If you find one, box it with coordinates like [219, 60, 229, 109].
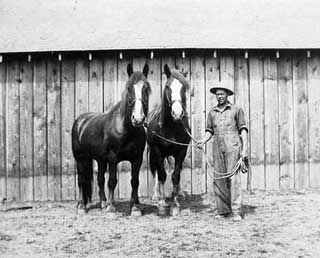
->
[124, 63, 151, 127]
[163, 64, 189, 122]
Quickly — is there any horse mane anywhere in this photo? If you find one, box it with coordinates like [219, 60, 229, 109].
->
[103, 102, 121, 120]
[166, 70, 190, 90]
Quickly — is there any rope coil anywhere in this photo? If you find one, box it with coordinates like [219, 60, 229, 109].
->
[144, 122, 249, 180]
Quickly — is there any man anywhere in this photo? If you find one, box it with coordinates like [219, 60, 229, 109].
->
[197, 82, 248, 220]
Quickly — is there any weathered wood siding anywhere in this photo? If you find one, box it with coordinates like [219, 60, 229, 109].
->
[0, 50, 319, 201]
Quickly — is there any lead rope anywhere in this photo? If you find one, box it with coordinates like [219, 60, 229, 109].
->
[182, 124, 244, 180]
[144, 122, 247, 180]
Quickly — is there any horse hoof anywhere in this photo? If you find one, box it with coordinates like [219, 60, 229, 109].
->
[158, 199, 168, 207]
[179, 193, 187, 201]
[106, 205, 116, 213]
[101, 201, 107, 209]
[77, 203, 87, 214]
[170, 206, 181, 216]
[151, 193, 160, 202]
[158, 201, 170, 216]
[131, 206, 142, 217]
[86, 202, 94, 210]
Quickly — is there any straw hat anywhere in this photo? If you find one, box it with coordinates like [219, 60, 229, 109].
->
[209, 82, 234, 96]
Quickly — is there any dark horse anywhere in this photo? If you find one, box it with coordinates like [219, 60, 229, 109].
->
[72, 64, 150, 215]
[146, 64, 191, 214]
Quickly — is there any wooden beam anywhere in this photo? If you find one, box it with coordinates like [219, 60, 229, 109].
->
[33, 59, 48, 201]
[19, 60, 34, 201]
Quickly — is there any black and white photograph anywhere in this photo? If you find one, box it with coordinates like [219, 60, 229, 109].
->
[0, 0, 320, 257]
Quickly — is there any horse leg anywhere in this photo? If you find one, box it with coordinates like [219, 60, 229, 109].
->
[106, 162, 117, 212]
[130, 157, 143, 216]
[156, 156, 167, 207]
[97, 161, 107, 209]
[152, 175, 160, 201]
[150, 148, 160, 201]
[170, 151, 188, 216]
[76, 159, 93, 213]
[172, 163, 182, 205]
[171, 159, 184, 216]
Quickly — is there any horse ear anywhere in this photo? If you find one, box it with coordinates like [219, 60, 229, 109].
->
[164, 64, 171, 78]
[143, 63, 149, 78]
[127, 64, 133, 77]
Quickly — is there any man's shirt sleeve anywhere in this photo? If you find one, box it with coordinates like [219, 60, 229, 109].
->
[205, 111, 214, 135]
[236, 107, 248, 133]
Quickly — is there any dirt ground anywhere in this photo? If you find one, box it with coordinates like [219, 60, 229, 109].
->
[0, 189, 320, 258]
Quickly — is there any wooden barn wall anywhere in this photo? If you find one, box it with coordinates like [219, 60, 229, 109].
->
[0, 50, 319, 202]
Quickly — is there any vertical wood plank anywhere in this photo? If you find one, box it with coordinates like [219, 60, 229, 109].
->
[118, 55, 132, 199]
[293, 53, 309, 188]
[234, 53, 250, 190]
[19, 60, 34, 201]
[190, 53, 206, 194]
[103, 55, 117, 111]
[61, 57, 75, 200]
[47, 57, 62, 200]
[264, 55, 280, 190]
[161, 54, 175, 196]
[220, 53, 235, 102]
[204, 52, 219, 193]
[75, 57, 89, 199]
[0, 62, 6, 200]
[307, 53, 320, 187]
[146, 53, 161, 197]
[103, 54, 118, 199]
[6, 60, 20, 201]
[249, 54, 265, 189]
[88, 57, 103, 202]
[75, 58, 89, 116]
[175, 53, 192, 195]
[278, 54, 294, 189]
[133, 54, 148, 197]
[33, 59, 48, 201]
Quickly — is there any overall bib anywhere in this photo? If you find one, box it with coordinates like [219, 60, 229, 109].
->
[206, 102, 247, 215]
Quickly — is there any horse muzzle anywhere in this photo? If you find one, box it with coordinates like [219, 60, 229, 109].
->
[171, 109, 184, 121]
[171, 101, 184, 121]
[131, 114, 145, 127]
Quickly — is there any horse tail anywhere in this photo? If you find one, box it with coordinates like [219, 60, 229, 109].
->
[76, 159, 93, 204]
[72, 115, 94, 204]
[84, 162, 93, 203]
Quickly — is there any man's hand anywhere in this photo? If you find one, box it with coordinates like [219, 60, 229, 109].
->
[197, 141, 204, 150]
[241, 150, 248, 159]
[240, 156, 249, 173]
[197, 132, 213, 150]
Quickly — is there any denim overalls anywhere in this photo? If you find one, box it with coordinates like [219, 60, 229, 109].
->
[206, 102, 248, 215]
